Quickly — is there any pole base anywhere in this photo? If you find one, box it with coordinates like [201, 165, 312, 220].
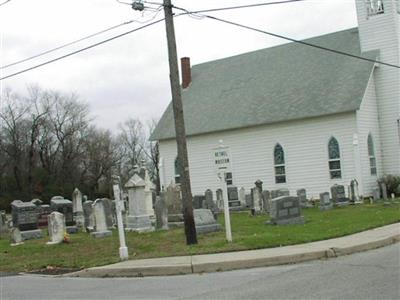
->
[119, 246, 129, 261]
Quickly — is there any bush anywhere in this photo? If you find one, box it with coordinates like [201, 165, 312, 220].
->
[378, 174, 400, 196]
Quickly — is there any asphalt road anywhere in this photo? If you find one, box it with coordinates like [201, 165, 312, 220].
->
[1, 243, 399, 300]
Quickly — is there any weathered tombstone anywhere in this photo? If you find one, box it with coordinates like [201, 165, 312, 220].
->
[0, 211, 8, 237]
[125, 173, 154, 232]
[262, 190, 271, 212]
[11, 200, 43, 240]
[47, 212, 66, 245]
[216, 189, 223, 210]
[330, 184, 349, 206]
[91, 199, 112, 238]
[251, 180, 264, 214]
[83, 200, 95, 232]
[37, 204, 51, 228]
[193, 195, 205, 209]
[268, 196, 305, 225]
[155, 194, 168, 230]
[319, 192, 333, 211]
[193, 209, 221, 234]
[10, 227, 24, 246]
[227, 186, 241, 208]
[245, 194, 252, 208]
[372, 187, 381, 202]
[72, 188, 84, 228]
[204, 189, 215, 210]
[380, 182, 388, 200]
[165, 183, 183, 226]
[101, 198, 114, 229]
[238, 187, 246, 208]
[296, 189, 310, 208]
[144, 168, 155, 218]
[349, 179, 361, 203]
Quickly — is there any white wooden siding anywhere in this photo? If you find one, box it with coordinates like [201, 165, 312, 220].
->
[159, 113, 357, 199]
[356, 71, 383, 196]
[356, 0, 400, 175]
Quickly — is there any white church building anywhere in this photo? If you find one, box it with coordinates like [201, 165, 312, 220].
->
[151, 0, 400, 199]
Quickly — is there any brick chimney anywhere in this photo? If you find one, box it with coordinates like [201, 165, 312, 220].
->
[181, 57, 191, 89]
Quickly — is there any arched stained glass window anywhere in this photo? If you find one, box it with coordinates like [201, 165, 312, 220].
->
[274, 144, 286, 184]
[174, 157, 181, 184]
[328, 137, 342, 179]
[368, 134, 377, 175]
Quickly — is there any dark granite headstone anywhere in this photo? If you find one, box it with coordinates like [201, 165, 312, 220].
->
[11, 200, 39, 231]
[319, 192, 333, 211]
[193, 195, 205, 209]
[227, 186, 240, 207]
[268, 196, 304, 225]
[101, 198, 114, 229]
[330, 184, 349, 206]
[50, 198, 74, 226]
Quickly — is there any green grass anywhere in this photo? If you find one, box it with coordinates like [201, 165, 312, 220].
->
[1, 201, 399, 273]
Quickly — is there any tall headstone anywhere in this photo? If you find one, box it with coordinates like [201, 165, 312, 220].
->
[268, 196, 305, 225]
[245, 194, 252, 208]
[193, 209, 222, 234]
[11, 200, 43, 240]
[165, 183, 183, 226]
[251, 180, 264, 214]
[204, 189, 218, 219]
[227, 186, 241, 208]
[10, 227, 24, 246]
[373, 187, 381, 201]
[296, 189, 309, 208]
[262, 190, 271, 213]
[47, 212, 66, 245]
[125, 173, 154, 232]
[0, 210, 8, 237]
[380, 182, 388, 200]
[91, 199, 112, 238]
[349, 179, 361, 203]
[238, 187, 246, 208]
[83, 200, 95, 232]
[72, 188, 84, 228]
[101, 198, 114, 229]
[319, 192, 333, 211]
[144, 168, 155, 218]
[155, 194, 168, 230]
[330, 184, 349, 206]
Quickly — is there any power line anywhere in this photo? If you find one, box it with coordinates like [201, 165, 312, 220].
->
[173, 6, 400, 70]
[0, 0, 11, 7]
[0, 18, 165, 81]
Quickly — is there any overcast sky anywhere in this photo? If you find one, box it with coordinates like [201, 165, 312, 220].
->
[0, 0, 357, 131]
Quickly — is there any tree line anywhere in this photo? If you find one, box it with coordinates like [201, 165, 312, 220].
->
[0, 86, 159, 211]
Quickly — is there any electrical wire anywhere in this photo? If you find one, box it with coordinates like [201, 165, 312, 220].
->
[0, 0, 11, 7]
[0, 18, 165, 81]
[173, 6, 400, 70]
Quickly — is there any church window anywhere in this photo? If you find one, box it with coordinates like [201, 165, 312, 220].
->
[174, 157, 181, 184]
[368, 134, 377, 175]
[274, 143, 286, 184]
[397, 0, 400, 14]
[225, 172, 233, 185]
[366, 0, 385, 16]
[328, 137, 342, 179]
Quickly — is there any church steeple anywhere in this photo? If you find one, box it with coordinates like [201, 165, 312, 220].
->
[355, 0, 400, 175]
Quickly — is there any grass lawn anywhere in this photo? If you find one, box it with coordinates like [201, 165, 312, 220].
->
[1, 201, 399, 273]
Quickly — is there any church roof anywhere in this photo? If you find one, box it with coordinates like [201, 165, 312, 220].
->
[151, 28, 378, 141]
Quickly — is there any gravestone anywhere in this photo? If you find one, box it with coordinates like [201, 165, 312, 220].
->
[245, 194, 252, 208]
[155, 194, 168, 230]
[47, 212, 66, 245]
[50, 198, 74, 226]
[204, 189, 218, 219]
[319, 192, 333, 211]
[372, 187, 381, 201]
[296, 189, 310, 208]
[11, 200, 43, 240]
[91, 199, 112, 238]
[262, 190, 271, 212]
[271, 188, 290, 199]
[380, 182, 388, 200]
[268, 196, 305, 225]
[216, 189, 223, 210]
[331, 184, 349, 206]
[10, 227, 24, 246]
[165, 183, 183, 226]
[0, 211, 7, 237]
[144, 168, 155, 218]
[125, 173, 154, 232]
[83, 201, 95, 232]
[251, 180, 264, 214]
[72, 188, 84, 228]
[349, 179, 361, 203]
[227, 186, 241, 208]
[37, 204, 51, 228]
[101, 198, 114, 229]
[238, 187, 246, 208]
[193, 195, 205, 209]
[193, 209, 222, 234]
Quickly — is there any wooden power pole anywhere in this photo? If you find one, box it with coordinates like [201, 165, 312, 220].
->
[163, 0, 197, 245]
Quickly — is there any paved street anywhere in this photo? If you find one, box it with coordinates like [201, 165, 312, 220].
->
[1, 243, 399, 300]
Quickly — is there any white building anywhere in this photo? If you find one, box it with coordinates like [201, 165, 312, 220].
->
[151, 0, 400, 199]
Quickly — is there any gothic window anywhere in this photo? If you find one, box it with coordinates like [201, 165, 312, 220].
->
[174, 157, 181, 184]
[274, 143, 286, 184]
[328, 137, 342, 179]
[368, 134, 377, 175]
[366, 0, 385, 16]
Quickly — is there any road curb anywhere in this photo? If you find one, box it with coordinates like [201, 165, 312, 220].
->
[65, 223, 400, 278]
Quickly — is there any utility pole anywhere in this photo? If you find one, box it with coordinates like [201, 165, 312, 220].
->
[163, 0, 197, 245]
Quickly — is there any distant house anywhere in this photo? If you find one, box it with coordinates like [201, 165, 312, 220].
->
[151, 0, 399, 198]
